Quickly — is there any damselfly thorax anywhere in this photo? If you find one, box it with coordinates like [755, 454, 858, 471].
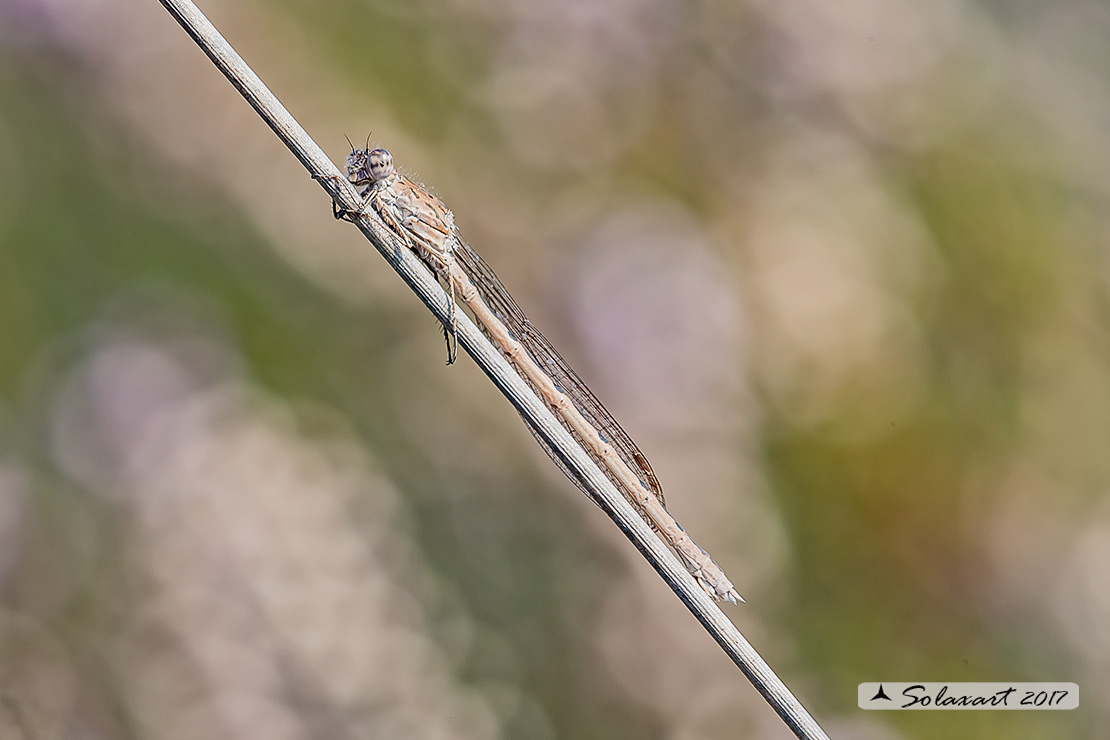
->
[343, 145, 462, 363]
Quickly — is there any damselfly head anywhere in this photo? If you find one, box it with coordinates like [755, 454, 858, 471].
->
[344, 145, 370, 184]
[367, 148, 395, 181]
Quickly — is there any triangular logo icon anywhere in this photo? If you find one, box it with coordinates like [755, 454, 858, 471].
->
[871, 684, 892, 701]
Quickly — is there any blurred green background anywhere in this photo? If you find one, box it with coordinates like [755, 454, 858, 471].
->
[0, 0, 1105, 738]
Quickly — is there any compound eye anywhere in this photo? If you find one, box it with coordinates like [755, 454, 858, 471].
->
[368, 148, 394, 179]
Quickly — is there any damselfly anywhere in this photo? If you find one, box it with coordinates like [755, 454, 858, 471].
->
[330, 142, 740, 603]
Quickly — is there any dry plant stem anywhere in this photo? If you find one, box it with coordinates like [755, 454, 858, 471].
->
[155, 2, 831, 739]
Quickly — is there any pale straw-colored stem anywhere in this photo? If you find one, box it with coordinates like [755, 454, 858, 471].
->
[155, 2, 831, 738]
